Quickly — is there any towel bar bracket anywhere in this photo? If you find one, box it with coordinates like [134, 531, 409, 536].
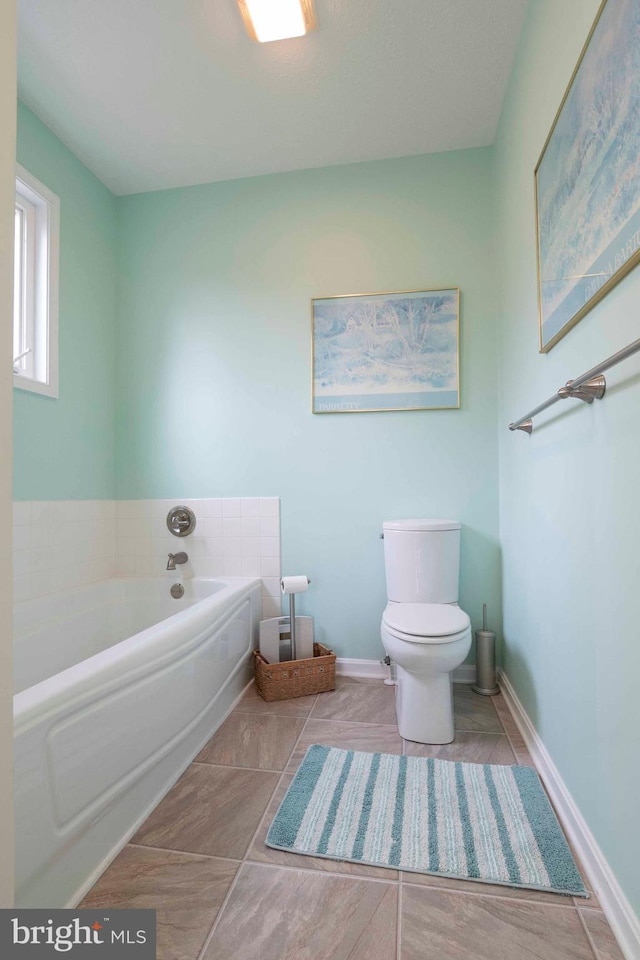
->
[557, 375, 606, 404]
[510, 419, 533, 434]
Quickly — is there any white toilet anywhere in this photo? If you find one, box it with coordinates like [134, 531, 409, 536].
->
[380, 519, 471, 744]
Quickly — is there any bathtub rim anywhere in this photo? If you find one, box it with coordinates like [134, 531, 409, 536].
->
[14, 576, 262, 732]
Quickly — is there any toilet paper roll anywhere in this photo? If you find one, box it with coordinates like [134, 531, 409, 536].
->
[280, 575, 310, 595]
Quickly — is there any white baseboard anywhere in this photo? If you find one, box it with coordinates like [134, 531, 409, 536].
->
[336, 658, 388, 680]
[500, 671, 640, 960]
[336, 658, 476, 684]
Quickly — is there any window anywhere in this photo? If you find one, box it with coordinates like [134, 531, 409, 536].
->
[13, 165, 59, 398]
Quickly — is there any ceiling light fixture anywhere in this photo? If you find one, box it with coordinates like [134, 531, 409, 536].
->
[238, 0, 317, 43]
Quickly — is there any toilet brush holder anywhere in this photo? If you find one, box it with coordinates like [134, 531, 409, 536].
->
[471, 630, 499, 696]
[471, 604, 499, 696]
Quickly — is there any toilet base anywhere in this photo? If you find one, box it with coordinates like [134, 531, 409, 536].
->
[396, 666, 455, 744]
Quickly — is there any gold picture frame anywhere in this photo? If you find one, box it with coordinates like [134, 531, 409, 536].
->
[311, 286, 460, 414]
[535, 0, 640, 352]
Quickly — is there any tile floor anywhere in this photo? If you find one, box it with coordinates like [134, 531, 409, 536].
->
[80, 679, 624, 960]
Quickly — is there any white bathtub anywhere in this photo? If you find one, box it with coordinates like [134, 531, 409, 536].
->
[13, 576, 262, 908]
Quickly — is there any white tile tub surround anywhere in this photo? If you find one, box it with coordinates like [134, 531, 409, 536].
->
[12, 497, 281, 618]
[114, 498, 281, 620]
[12, 500, 117, 603]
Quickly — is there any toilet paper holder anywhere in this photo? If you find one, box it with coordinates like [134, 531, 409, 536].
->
[280, 576, 311, 660]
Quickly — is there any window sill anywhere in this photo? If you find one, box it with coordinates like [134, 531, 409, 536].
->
[13, 373, 58, 399]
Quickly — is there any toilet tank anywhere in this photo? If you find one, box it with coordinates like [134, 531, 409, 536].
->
[382, 519, 461, 603]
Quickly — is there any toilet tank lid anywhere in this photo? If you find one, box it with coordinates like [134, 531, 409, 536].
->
[382, 519, 461, 532]
[383, 603, 470, 637]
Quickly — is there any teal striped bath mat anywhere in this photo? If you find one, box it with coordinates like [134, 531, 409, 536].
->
[267, 745, 587, 896]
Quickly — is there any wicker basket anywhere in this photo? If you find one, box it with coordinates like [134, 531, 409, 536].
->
[253, 643, 336, 701]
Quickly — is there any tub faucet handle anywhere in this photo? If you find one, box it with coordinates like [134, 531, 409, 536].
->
[167, 551, 189, 570]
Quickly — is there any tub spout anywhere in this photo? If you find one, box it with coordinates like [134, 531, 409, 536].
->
[167, 552, 188, 570]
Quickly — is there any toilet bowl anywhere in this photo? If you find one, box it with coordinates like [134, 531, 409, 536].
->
[381, 601, 471, 743]
[380, 518, 471, 744]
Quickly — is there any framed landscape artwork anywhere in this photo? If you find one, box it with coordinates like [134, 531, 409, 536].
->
[311, 287, 459, 414]
[535, 0, 640, 352]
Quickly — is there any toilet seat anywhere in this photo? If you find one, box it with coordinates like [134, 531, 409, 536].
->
[382, 603, 470, 644]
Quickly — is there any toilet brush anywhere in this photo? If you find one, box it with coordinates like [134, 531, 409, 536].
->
[471, 603, 499, 696]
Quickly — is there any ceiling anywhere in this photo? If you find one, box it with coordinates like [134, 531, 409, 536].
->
[17, 0, 527, 196]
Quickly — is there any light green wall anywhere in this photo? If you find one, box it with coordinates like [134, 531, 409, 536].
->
[495, 0, 640, 918]
[116, 150, 501, 659]
[14, 102, 117, 500]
